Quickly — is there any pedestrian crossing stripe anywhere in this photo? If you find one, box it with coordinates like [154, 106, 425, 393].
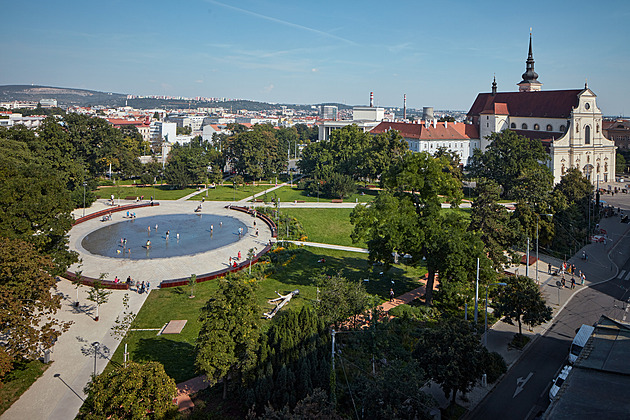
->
[625, 272, 630, 281]
[619, 270, 626, 279]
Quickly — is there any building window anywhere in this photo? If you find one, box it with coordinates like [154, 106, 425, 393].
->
[522, 123, 528, 129]
[585, 125, 591, 144]
[511, 123, 516, 129]
[534, 124, 540, 130]
[560, 125, 566, 132]
[547, 124, 553, 131]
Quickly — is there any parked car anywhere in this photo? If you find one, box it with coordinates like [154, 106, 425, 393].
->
[549, 365, 572, 401]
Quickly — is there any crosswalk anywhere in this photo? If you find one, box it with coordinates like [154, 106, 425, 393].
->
[617, 269, 630, 281]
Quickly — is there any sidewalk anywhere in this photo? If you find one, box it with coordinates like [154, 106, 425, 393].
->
[426, 213, 630, 412]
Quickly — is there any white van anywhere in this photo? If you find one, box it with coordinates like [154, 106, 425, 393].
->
[568, 324, 594, 364]
[549, 365, 572, 401]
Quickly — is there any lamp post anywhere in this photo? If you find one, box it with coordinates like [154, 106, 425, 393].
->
[82, 182, 87, 218]
[484, 282, 507, 346]
[536, 214, 554, 284]
[92, 342, 100, 376]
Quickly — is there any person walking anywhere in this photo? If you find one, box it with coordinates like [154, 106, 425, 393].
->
[389, 288, 394, 302]
[571, 276, 576, 289]
[548, 263, 552, 274]
[238, 251, 241, 260]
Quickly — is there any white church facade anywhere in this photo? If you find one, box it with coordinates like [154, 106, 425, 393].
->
[467, 35, 616, 184]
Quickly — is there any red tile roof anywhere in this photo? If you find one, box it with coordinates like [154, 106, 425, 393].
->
[468, 90, 582, 119]
[370, 121, 479, 140]
[106, 118, 149, 127]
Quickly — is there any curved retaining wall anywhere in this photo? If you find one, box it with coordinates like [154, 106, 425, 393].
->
[72, 202, 160, 226]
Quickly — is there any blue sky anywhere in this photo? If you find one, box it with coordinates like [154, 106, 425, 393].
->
[2, 0, 629, 114]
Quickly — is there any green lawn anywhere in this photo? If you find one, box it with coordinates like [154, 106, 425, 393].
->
[0, 360, 49, 415]
[108, 246, 426, 383]
[259, 186, 378, 204]
[96, 185, 198, 201]
[188, 185, 270, 201]
[282, 208, 365, 247]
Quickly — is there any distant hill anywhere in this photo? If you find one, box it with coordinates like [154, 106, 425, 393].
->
[0, 84, 353, 112]
[0, 85, 127, 107]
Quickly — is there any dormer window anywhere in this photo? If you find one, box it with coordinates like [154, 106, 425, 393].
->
[534, 124, 540, 131]
[547, 124, 553, 131]
[522, 123, 528, 129]
[560, 125, 566, 132]
[511, 123, 516, 129]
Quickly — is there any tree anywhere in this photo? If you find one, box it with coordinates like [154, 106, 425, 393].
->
[86, 278, 112, 322]
[351, 151, 462, 305]
[413, 319, 501, 405]
[314, 274, 369, 327]
[79, 361, 177, 420]
[322, 172, 356, 199]
[468, 130, 550, 199]
[492, 275, 553, 337]
[196, 276, 260, 399]
[616, 152, 626, 174]
[226, 126, 284, 180]
[0, 238, 72, 378]
[189, 274, 196, 298]
[469, 179, 519, 269]
[110, 293, 137, 345]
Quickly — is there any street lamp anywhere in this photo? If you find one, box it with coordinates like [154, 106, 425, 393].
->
[536, 214, 553, 284]
[82, 182, 87, 218]
[92, 342, 100, 376]
[484, 282, 507, 346]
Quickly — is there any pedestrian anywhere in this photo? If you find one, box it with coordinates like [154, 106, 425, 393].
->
[211, 224, 214, 232]
[146, 240, 151, 248]
[561, 274, 566, 288]
[126, 276, 131, 285]
[176, 233, 180, 240]
[114, 276, 119, 283]
[389, 288, 394, 302]
[147, 281, 151, 291]
[140, 281, 145, 294]
[233, 261, 237, 268]
[581, 273, 586, 285]
[571, 276, 576, 289]
[229, 256, 232, 266]
[220, 221, 223, 227]
[548, 263, 552, 274]
[254, 220, 256, 227]
[155, 224, 158, 231]
[238, 251, 241, 260]
[148, 226, 151, 233]
[256, 228, 259, 237]
[166, 230, 170, 240]
[126, 211, 130, 218]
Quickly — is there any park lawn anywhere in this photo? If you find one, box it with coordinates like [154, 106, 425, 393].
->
[282, 208, 365, 248]
[188, 185, 269, 201]
[0, 359, 49, 415]
[96, 185, 198, 201]
[261, 186, 378, 204]
[107, 247, 426, 383]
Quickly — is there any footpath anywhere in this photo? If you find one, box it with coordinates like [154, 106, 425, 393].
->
[427, 211, 630, 413]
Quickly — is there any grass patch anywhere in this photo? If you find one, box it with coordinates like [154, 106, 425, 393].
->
[0, 359, 49, 415]
[108, 246, 426, 383]
[96, 185, 198, 201]
[188, 185, 269, 201]
[262, 186, 377, 204]
[508, 333, 531, 350]
[282, 208, 365, 247]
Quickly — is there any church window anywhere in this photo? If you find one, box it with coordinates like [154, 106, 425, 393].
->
[561, 164, 566, 175]
[597, 163, 600, 173]
[547, 124, 553, 131]
[560, 125, 566, 132]
[585, 125, 591, 144]
[534, 124, 540, 130]
[522, 123, 528, 129]
[511, 123, 516, 129]
[605, 162, 608, 173]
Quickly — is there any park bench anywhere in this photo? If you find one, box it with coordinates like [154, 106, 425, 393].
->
[331, 199, 343, 203]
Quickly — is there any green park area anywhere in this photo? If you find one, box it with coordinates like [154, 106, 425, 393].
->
[95, 185, 198, 201]
[0, 360, 49, 415]
[187, 184, 269, 201]
[258, 185, 378, 204]
[108, 246, 426, 383]
[281, 207, 365, 247]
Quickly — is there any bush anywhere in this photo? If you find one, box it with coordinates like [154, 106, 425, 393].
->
[484, 351, 507, 383]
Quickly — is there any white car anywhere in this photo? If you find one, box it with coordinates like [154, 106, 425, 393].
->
[549, 365, 572, 401]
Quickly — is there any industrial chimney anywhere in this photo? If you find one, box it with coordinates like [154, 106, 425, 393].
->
[370, 92, 374, 107]
[403, 94, 407, 120]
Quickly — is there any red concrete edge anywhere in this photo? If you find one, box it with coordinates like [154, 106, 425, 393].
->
[63, 271, 130, 290]
[158, 244, 272, 288]
[72, 202, 160, 226]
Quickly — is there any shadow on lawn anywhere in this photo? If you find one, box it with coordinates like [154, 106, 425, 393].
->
[134, 337, 197, 383]
[272, 248, 421, 300]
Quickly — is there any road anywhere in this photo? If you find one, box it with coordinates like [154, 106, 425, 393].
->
[468, 197, 630, 420]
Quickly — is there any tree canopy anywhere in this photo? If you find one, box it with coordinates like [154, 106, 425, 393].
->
[468, 130, 551, 200]
[225, 124, 285, 180]
[492, 275, 553, 336]
[0, 238, 72, 379]
[79, 361, 177, 420]
[196, 276, 260, 399]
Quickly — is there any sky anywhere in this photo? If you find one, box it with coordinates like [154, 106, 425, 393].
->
[2, 0, 629, 114]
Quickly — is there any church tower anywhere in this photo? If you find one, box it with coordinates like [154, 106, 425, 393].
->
[517, 32, 543, 92]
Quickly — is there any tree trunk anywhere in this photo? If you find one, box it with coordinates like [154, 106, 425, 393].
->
[517, 318, 522, 336]
[222, 377, 227, 400]
[452, 389, 457, 405]
[425, 269, 436, 306]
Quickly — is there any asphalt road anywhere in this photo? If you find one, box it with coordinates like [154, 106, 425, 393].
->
[468, 211, 630, 420]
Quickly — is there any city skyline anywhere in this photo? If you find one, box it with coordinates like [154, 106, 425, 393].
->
[2, 0, 629, 114]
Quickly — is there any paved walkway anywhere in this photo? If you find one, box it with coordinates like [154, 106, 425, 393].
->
[285, 240, 368, 253]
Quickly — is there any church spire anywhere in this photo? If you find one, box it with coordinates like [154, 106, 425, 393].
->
[491, 75, 497, 95]
[518, 30, 543, 92]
